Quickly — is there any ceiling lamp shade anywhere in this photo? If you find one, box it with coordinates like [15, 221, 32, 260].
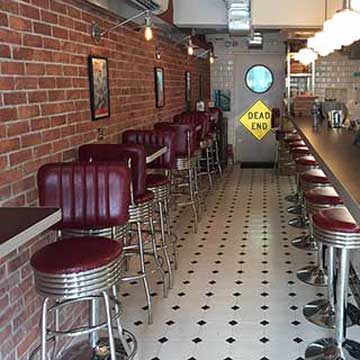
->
[307, 32, 335, 57]
[352, 0, 360, 11]
[294, 48, 318, 66]
[328, 9, 360, 46]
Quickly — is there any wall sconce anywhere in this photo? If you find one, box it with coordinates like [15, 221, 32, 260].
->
[91, 10, 153, 44]
[187, 38, 194, 56]
[155, 47, 161, 60]
[175, 35, 195, 56]
[196, 49, 216, 64]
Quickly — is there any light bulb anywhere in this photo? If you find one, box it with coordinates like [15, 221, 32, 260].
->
[209, 55, 214, 64]
[144, 26, 153, 41]
[188, 44, 194, 56]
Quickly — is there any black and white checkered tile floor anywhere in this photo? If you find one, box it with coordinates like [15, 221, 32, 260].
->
[119, 167, 360, 360]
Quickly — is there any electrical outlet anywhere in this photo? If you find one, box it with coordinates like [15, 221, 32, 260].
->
[97, 128, 105, 141]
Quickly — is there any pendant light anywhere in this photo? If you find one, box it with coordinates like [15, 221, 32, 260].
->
[294, 48, 318, 66]
[144, 11, 153, 42]
[187, 38, 194, 56]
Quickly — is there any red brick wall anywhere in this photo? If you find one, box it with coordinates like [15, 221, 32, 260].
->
[0, 0, 210, 358]
[0, 0, 210, 208]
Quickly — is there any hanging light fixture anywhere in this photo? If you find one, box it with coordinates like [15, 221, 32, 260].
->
[144, 11, 153, 42]
[91, 10, 154, 44]
[294, 48, 318, 66]
[209, 51, 215, 64]
[187, 38, 194, 56]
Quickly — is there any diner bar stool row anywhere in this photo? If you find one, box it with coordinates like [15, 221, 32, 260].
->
[282, 131, 360, 359]
[28, 108, 226, 360]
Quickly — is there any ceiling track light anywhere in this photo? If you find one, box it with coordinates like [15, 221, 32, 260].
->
[91, 10, 153, 44]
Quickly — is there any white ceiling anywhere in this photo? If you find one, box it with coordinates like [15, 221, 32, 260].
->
[173, 0, 343, 30]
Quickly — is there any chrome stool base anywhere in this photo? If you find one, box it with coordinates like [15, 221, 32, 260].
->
[57, 336, 137, 360]
[305, 338, 360, 360]
[297, 265, 327, 287]
[289, 216, 309, 229]
[285, 193, 298, 203]
[288, 203, 303, 215]
[303, 299, 359, 329]
[292, 235, 319, 251]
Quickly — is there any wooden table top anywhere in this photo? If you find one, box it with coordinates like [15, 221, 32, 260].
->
[0, 207, 61, 257]
[289, 116, 360, 223]
[143, 144, 167, 164]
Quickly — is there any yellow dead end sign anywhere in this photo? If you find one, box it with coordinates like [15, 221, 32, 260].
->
[239, 100, 272, 141]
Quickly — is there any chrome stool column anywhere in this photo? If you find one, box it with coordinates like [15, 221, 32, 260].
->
[297, 187, 343, 287]
[289, 169, 330, 229]
[289, 156, 320, 250]
[305, 208, 360, 360]
[287, 147, 315, 216]
[283, 134, 303, 202]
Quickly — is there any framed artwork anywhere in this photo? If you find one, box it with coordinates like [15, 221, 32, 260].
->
[185, 71, 191, 102]
[88, 55, 110, 121]
[212, 90, 231, 112]
[154, 67, 165, 108]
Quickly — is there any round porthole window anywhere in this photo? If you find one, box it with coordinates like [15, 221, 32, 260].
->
[245, 65, 274, 94]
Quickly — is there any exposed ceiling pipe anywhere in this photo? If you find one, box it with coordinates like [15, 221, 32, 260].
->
[224, 0, 251, 36]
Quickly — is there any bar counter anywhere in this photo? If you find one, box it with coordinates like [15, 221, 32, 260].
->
[0, 207, 61, 257]
[289, 116, 360, 224]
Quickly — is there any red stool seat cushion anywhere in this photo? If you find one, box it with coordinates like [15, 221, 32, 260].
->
[313, 208, 360, 234]
[146, 174, 169, 188]
[31, 237, 122, 275]
[295, 155, 318, 166]
[134, 189, 154, 205]
[291, 146, 310, 155]
[305, 187, 343, 206]
[289, 141, 306, 149]
[285, 135, 302, 143]
[301, 169, 329, 184]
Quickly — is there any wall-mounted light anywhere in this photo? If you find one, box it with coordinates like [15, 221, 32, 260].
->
[155, 47, 161, 60]
[91, 10, 153, 44]
[195, 49, 216, 64]
[187, 38, 194, 56]
[144, 12, 153, 42]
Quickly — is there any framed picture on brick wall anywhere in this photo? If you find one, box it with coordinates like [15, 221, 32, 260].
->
[88, 55, 110, 121]
[185, 71, 191, 103]
[155, 67, 165, 108]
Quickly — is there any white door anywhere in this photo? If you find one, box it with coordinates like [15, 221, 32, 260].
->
[234, 53, 285, 164]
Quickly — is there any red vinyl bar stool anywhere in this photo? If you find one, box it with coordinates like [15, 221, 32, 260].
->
[79, 144, 168, 325]
[174, 112, 214, 191]
[283, 134, 305, 203]
[288, 168, 330, 229]
[291, 156, 321, 250]
[305, 208, 360, 359]
[286, 145, 312, 216]
[33, 162, 136, 360]
[302, 188, 359, 330]
[274, 129, 297, 172]
[287, 153, 319, 217]
[122, 129, 178, 284]
[297, 187, 342, 287]
[155, 122, 200, 233]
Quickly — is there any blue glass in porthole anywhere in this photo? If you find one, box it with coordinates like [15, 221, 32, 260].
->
[246, 65, 273, 94]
